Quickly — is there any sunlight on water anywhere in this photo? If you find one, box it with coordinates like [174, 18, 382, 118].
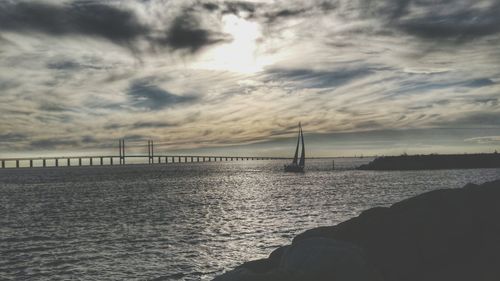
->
[1, 159, 499, 280]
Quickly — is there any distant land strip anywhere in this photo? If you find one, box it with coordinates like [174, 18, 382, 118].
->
[357, 153, 500, 170]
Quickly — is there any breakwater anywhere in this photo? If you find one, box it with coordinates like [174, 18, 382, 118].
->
[357, 153, 500, 170]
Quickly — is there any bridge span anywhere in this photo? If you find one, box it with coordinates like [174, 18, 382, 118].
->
[0, 139, 291, 169]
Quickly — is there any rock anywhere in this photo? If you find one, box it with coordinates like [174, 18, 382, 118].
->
[279, 238, 381, 281]
[214, 238, 380, 281]
[213, 257, 289, 281]
[214, 179, 500, 281]
[212, 266, 282, 281]
[294, 179, 500, 281]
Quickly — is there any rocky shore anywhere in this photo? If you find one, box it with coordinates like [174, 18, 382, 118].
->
[213, 179, 500, 281]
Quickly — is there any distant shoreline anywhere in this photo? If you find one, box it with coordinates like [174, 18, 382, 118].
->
[357, 153, 500, 170]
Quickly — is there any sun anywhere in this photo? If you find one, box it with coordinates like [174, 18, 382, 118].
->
[193, 14, 271, 74]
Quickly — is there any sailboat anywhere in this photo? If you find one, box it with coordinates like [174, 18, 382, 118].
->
[284, 123, 305, 172]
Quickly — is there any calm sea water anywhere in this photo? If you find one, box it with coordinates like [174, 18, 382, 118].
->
[1, 158, 499, 280]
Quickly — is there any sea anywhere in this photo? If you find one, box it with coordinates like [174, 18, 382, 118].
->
[1, 158, 499, 280]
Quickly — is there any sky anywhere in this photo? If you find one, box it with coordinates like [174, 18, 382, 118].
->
[1, 0, 500, 157]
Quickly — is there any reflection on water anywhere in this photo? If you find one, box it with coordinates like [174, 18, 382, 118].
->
[1, 159, 499, 280]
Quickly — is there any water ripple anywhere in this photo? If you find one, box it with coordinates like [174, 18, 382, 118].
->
[1, 159, 499, 280]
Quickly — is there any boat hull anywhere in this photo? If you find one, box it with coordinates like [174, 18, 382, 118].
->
[284, 164, 304, 173]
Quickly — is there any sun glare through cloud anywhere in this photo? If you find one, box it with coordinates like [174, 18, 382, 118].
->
[193, 14, 270, 74]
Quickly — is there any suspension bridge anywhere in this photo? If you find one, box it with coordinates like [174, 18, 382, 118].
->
[0, 139, 291, 169]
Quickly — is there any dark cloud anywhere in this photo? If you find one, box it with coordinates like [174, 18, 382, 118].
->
[463, 78, 495, 88]
[272, 8, 307, 18]
[355, 120, 383, 130]
[0, 133, 27, 143]
[123, 134, 147, 141]
[0, 1, 228, 53]
[474, 98, 498, 106]
[357, 0, 412, 20]
[266, 67, 373, 89]
[397, 3, 500, 40]
[30, 139, 79, 149]
[38, 103, 67, 112]
[215, 1, 335, 23]
[127, 79, 198, 110]
[132, 121, 176, 129]
[104, 123, 124, 130]
[222, 1, 257, 17]
[0, 78, 19, 90]
[35, 113, 73, 124]
[202, 3, 219, 11]
[0, 1, 148, 43]
[162, 11, 229, 53]
[47, 60, 81, 70]
[81, 135, 97, 143]
[263, 8, 309, 23]
[353, 0, 500, 41]
[46, 58, 106, 71]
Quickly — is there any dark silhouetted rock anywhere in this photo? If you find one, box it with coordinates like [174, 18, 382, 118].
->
[279, 238, 381, 281]
[214, 238, 380, 281]
[357, 153, 500, 170]
[213, 180, 500, 281]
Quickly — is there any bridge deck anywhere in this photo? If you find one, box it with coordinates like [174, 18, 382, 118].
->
[0, 155, 293, 169]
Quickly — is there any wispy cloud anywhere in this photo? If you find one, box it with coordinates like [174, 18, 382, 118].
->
[1, 0, 499, 155]
[465, 136, 500, 145]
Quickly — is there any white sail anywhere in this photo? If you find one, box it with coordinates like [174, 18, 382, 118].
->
[299, 126, 305, 167]
[284, 122, 305, 172]
[292, 124, 300, 164]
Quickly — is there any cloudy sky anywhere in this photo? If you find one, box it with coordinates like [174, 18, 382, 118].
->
[1, 0, 500, 157]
